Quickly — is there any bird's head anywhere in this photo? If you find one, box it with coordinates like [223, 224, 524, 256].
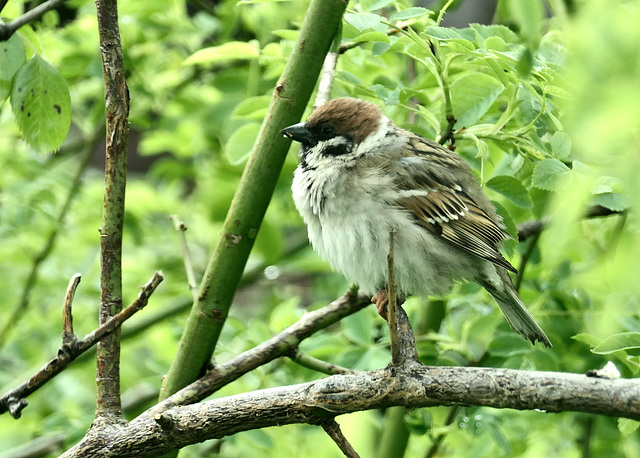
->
[282, 98, 399, 169]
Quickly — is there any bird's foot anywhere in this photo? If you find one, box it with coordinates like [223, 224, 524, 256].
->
[372, 290, 405, 321]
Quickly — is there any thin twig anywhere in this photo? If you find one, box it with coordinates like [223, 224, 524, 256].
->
[338, 20, 414, 54]
[515, 231, 541, 293]
[170, 215, 198, 300]
[0, 0, 67, 41]
[288, 349, 356, 375]
[0, 272, 163, 419]
[315, 51, 338, 109]
[387, 229, 401, 366]
[322, 419, 361, 458]
[517, 205, 624, 242]
[95, 0, 130, 419]
[61, 274, 82, 349]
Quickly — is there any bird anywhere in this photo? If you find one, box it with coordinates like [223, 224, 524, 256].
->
[281, 97, 551, 347]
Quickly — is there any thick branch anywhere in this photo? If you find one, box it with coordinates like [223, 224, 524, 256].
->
[95, 0, 130, 419]
[0, 272, 163, 419]
[62, 366, 640, 457]
[160, 0, 348, 400]
[150, 293, 370, 416]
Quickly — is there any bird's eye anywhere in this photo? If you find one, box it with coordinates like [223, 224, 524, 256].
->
[317, 125, 336, 140]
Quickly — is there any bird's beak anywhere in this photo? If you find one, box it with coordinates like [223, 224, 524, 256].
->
[281, 122, 317, 146]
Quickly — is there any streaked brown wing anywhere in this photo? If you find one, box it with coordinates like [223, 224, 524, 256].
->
[397, 189, 517, 273]
[391, 135, 518, 274]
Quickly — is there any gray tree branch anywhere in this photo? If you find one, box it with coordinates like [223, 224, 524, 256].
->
[61, 365, 640, 457]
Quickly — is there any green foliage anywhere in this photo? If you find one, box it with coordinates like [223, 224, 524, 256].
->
[1, 31, 71, 152]
[0, 0, 639, 456]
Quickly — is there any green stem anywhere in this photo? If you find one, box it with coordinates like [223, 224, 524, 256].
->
[159, 0, 348, 400]
[375, 407, 410, 458]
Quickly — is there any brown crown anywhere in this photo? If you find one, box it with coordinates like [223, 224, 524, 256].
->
[306, 98, 384, 144]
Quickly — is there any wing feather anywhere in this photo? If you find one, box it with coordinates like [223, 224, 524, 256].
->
[392, 137, 517, 273]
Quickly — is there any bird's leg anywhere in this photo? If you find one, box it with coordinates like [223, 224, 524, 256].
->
[372, 290, 405, 321]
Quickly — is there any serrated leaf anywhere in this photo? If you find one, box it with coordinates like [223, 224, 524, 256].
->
[531, 158, 571, 191]
[0, 33, 27, 101]
[184, 40, 259, 65]
[10, 54, 71, 153]
[451, 73, 503, 129]
[550, 132, 572, 160]
[487, 175, 533, 208]
[224, 122, 261, 165]
[390, 7, 431, 21]
[591, 192, 629, 212]
[344, 13, 386, 32]
[619, 419, 640, 435]
[592, 332, 640, 354]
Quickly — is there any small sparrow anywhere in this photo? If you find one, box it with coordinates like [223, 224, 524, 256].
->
[282, 97, 550, 347]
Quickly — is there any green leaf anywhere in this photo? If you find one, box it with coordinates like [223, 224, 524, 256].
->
[10, 54, 71, 153]
[184, 40, 259, 65]
[390, 7, 432, 21]
[471, 24, 519, 44]
[344, 13, 386, 32]
[487, 333, 531, 358]
[336, 70, 363, 86]
[425, 26, 462, 40]
[550, 132, 572, 160]
[486, 175, 533, 208]
[489, 424, 512, 455]
[361, 0, 393, 12]
[232, 96, 271, 120]
[619, 418, 640, 435]
[492, 201, 517, 256]
[509, 0, 543, 48]
[572, 333, 602, 347]
[351, 31, 390, 44]
[0, 33, 27, 101]
[592, 332, 640, 354]
[450, 73, 503, 129]
[225, 122, 261, 165]
[531, 158, 571, 191]
[271, 29, 299, 41]
[591, 192, 629, 212]
[341, 312, 373, 347]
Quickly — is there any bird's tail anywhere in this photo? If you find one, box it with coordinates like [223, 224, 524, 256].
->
[481, 269, 551, 347]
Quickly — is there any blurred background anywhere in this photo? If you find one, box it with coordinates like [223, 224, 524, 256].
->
[0, 0, 638, 456]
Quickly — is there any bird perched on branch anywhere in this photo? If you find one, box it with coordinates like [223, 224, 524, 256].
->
[282, 97, 550, 347]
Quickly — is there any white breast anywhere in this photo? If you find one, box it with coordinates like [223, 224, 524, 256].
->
[292, 161, 478, 297]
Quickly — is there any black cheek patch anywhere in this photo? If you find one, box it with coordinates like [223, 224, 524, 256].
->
[322, 142, 352, 157]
